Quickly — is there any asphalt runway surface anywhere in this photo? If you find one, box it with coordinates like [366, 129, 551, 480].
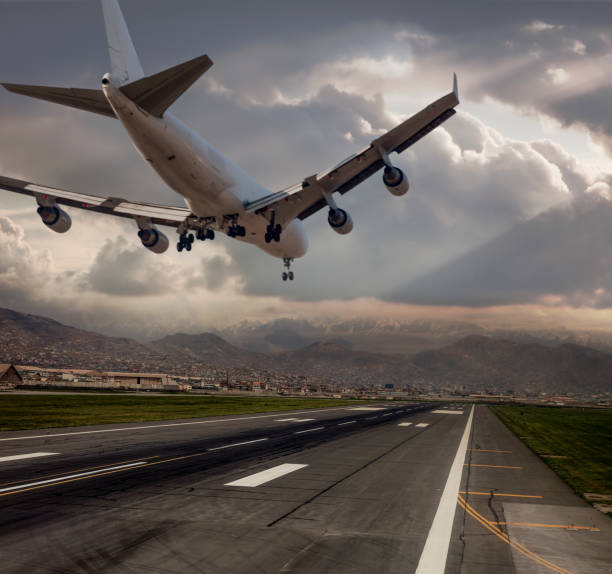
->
[0, 402, 610, 573]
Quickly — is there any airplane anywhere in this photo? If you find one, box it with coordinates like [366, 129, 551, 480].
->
[0, 0, 459, 281]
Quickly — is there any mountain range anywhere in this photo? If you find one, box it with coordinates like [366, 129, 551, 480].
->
[1, 307, 611, 395]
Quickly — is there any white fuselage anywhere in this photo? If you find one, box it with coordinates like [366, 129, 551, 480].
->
[102, 80, 308, 259]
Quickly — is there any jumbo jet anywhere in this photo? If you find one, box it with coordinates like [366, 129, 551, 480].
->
[0, 0, 459, 281]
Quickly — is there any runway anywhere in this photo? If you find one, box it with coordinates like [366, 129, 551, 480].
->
[0, 402, 610, 573]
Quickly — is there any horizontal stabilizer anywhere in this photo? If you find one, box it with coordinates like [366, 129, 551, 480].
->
[1, 84, 115, 118]
[121, 54, 213, 117]
[3, 54, 213, 119]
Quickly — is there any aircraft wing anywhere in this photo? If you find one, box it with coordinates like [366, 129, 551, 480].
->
[244, 75, 459, 223]
[0, 175, 190, 227]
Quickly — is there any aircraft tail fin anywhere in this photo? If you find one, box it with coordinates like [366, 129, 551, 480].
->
[101, 0, 144, 85]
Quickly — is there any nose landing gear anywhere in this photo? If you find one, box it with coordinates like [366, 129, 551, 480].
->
[282, 258, 294, 281]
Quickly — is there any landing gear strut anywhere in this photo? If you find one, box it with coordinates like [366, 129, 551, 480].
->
[282, 258, 294, 281]
[225, 215, 246, 238]
[265, 211, 282, 243]
[177, 232, 194, 252]
[196, 228, 215, 241]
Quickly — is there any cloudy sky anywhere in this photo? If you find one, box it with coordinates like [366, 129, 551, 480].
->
[2, 0, 612, 340]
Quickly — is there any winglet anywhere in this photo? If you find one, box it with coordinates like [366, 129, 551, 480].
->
[453, 73, 459, 102]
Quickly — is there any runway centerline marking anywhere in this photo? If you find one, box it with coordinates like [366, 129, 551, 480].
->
[398, 422, 413, 427]
[415, 404, 474, 574]
[207, 438, 268, 451]
[0, 452, 58, 463]
[415, 423, 429, 428]
[225, 463, 308, 487]
[0, 406, 367, 442]
[0, 461, 147, 494]
[337, 421, 356, 426]
[294, 427, 325, 435]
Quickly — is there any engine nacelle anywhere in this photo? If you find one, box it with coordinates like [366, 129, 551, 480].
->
[383, 166, 409, 196]
[138, 227, 169, 254]
[328, 208, 353, 235]
[37, 205, 72, 233]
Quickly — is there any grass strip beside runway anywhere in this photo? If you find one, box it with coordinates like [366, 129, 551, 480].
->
[490, 405, 612, 506]
[0, 394, 363, 431]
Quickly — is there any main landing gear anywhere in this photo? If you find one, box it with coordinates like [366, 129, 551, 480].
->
[227, 225, 246, 238]
[265, 212, 282, 243]
[196, 228, 215, 241]
[177, 232, 194, 252]
[282, 258, 294, 281]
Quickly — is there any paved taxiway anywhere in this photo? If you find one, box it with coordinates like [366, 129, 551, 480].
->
[0, 402, 610, 573]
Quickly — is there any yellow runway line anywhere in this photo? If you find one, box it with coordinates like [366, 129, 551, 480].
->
[0, 455, 159, 488]
[465, 464, 524, 469]
[457, 495, 573, 574]
[490, 522, 599, 532]
[460, 490, 543, 498]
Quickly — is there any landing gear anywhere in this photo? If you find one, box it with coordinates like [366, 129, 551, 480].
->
[227, 225, 246, 238]
[177, 232, 194, 252]
[265, 224, 282, 243]
[264, 211, 282, 243]
[196, 228, 215, 241]
[282, 258, 294, 281]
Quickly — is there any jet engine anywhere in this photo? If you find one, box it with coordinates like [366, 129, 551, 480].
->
[138, 226, 169, 254]
[36, 205, 72, 233]
[383, 166, 409, 196]
[328, 208, 353, 235]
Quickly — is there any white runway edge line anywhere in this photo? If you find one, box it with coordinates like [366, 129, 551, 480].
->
[207, 438, 268, 451]
[0, 452, 58, 463]
[0, 407, 359, 442]
[225, 463, 309, 487]
[0, 461, 147, 494]
[415, 404, 475, 574]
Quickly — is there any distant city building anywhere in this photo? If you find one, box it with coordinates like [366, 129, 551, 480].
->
[0, 364, 22, 389]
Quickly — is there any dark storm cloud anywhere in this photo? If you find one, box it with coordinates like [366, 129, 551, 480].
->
[2, 0, 612, 334]
[84, 236, 173, 296]
[390, 193, 612, 308]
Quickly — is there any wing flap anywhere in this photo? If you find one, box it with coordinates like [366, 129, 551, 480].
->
[0, 175, 190, 227]
[246, 75, 460, 222]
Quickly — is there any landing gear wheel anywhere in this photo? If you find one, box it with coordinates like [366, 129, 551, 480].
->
[187, 233, 194, 244]
[265, 232, 272, 244]
[282, 272, 288, 281]
[196, 230, 205, 241]
[288, 271, 294, 281]
[177, 242, 183, 252]
[185, 241, 192, 251]
[206, 229, 215, 240]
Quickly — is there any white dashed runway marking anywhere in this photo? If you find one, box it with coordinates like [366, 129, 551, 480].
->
[225, 463, 308, 487]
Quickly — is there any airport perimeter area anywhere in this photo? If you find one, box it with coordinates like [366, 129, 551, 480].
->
[0, 398, 610, 573]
